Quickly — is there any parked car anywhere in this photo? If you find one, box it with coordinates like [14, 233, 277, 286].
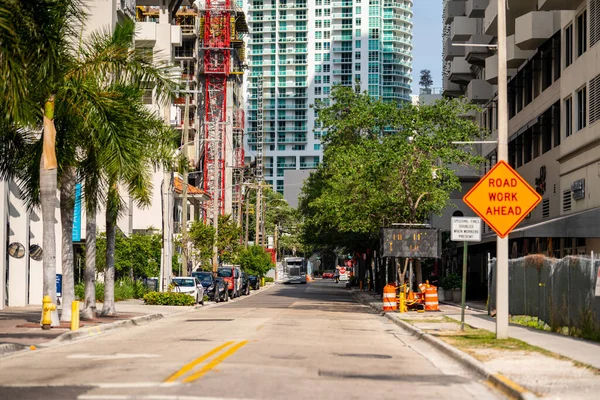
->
[213, 277, 229, 302]
[322, 271, 334, 279]
[240, 272, 251, 296]
[171, 277, 204, 305]
[248, 275, 260, 290]
[218, 266, 241, 298]
[192, 271, 227, 302]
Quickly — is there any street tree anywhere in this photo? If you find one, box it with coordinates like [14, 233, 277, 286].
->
[301, 85, 483, 284]
[236, 245, 273, 277]
[217, 214, 243, 264]
[188, 221, 216, 270]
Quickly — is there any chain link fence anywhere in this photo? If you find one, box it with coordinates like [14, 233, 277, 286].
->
[489, 255, 600, 341]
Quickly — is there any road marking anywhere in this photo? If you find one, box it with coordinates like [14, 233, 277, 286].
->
[164, 341, 235, 383]
[182, 341, 249, 383]
[68, 353, 160, 361]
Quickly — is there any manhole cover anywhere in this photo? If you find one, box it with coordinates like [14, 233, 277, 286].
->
[333, 353, 392, 359]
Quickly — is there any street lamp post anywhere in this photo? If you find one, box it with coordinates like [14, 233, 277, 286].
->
[495, 0, 510, 340]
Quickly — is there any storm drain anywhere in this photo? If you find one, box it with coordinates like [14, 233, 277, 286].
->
[333, 353, 392, 359]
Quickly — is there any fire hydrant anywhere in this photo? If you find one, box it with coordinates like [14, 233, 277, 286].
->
[41, 295, 56, 330]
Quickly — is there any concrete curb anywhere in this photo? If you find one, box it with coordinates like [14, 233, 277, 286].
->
[49, 313, 164, 344]
[350, 290, 537, 400]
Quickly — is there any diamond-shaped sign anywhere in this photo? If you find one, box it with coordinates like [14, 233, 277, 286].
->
[463, 160, 542, 238]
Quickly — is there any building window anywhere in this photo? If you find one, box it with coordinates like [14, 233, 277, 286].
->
[577, 86, 587, 130]
[355, 40, 361, 48]
[356, 6, 361, 13]
[315, 65, 322, 72]
[565, 96, 572, 137]
[314, 144, 321, 150]
[324, 31, 330, 39]
[278, 144, 286, 151]
[315, 43, 322, 50]
[323, 64, 330, 72]
[315, 87, 322, 95]
[315, 31, 322, 39]
[323, 53, 330, 61]
[315, 54, 322, 61]
[316, 9, 322, 17]
[315, 76, 322, 84]
[323, 86, 330, 95]
[355, 29, 361, 37]
[355, 63, 361, 71]
[316, 21, 322, 28]
[577, 10, 587, 57]
[356, 18, 361, 26]
[324, 42, 330, 50]
[355, 52, 361, 60]
[323, 76, 330, 83]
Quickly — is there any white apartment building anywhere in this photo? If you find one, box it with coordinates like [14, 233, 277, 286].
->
[443, 0, 600, 269]
[244, 0, 414, 200]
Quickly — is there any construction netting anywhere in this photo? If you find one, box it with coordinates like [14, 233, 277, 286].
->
[489, 255, 600, 339]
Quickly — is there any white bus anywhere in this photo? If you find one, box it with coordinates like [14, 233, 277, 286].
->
[282, 257, 307, 284]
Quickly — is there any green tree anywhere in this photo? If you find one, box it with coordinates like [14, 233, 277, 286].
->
[419, 69, 434, 91]
[236, 245, 274, 277]
[300, 85, 483, 280]
[188, 221, 216, 269]
[95, 232, 162, 279]
[217, 214, 243, 264]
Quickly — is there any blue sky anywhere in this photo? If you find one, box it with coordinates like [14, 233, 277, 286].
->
[411, 0, 443, 94]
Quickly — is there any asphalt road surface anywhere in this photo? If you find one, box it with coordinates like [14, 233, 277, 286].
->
[0, 281, 502, 400]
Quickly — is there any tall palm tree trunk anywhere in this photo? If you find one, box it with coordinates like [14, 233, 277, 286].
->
[59, 166, 76, 322]
[101, 184, 119, 316]
[41, 99, 59, 326]
[82, 208, 97, 320]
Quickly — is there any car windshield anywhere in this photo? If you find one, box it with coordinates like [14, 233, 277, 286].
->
[217, 269, 232, 277]
[193, 273, 213, 283]
[172, 278, 195, 287]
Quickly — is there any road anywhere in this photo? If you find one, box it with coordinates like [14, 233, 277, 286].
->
[0, 281, 502, 400]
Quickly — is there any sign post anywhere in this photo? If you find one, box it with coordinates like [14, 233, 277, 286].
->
[451, 217, 482, 331]
[463, 160, 541, 338]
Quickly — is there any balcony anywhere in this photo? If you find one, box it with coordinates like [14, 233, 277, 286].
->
[300, 162, 319, 169]
[448, 57, 474, 84]
[515, 11, 560, 50]
[484, 54, 518, 84]
[135, 22, 156, 45]
[466, 0, 487, 18]
[451, 17, 477, 41]
[464, 35, 494, 66]
[444, 0, 466, 25]
[443, 76, 463, 97]
[506, 35, 534, 68]
[444, 37, 465, 61]
[538, 0, 579, 11]
[467, 79, 493, 103]
[485, 0, 536, 36]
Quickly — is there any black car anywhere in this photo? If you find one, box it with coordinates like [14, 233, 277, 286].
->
[248, 275, 260, 290]
[240, 272, 251, 296]
[192, 271, 228, 302]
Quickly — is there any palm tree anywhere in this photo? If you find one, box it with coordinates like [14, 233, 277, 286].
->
[0, 2, 177, 323]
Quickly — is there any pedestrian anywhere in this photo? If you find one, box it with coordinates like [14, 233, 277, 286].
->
[334, 268, 340, 283]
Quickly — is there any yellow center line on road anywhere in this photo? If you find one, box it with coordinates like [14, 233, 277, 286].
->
[182, 341, 249, 383]
[164, 341, 235, 383]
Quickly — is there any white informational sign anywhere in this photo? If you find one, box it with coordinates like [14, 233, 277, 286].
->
[451, 217, 482, 242]
[595, 267, 600, 297]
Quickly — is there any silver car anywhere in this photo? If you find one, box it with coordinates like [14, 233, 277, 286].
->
[171, 277, 205, 305]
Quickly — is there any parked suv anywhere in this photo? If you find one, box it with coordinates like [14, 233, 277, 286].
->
[248, 275, 260, 290]
[240, 272, 251, 296]
[218, 265, 242, 298]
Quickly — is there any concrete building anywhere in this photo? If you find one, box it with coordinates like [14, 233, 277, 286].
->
[244, 0, 414, 199]
[442, 0, 600, 286]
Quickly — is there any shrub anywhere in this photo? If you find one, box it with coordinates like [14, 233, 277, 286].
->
[75, 279, 149, 302]
[264, 277, 274, 283]
[441, 274, 462, 289]
[143, 291, 196, 306]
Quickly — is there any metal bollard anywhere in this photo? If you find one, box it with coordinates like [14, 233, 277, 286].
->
[71, 301, 80, 331]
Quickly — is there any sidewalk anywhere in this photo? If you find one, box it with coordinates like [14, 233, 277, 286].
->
[0, 299, 194, 355]
[352, 288, 600, 399]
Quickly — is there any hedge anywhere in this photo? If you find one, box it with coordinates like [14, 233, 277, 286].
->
[143, 291, 196, 306]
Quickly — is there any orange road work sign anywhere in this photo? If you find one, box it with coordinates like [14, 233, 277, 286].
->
[463, 160, 542, 238]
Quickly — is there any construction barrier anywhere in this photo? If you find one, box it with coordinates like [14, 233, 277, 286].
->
[424, 286, 440, 311]
[383, 284, 398, 311]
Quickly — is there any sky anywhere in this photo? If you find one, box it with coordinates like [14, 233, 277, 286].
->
[411, 0, 443, 94]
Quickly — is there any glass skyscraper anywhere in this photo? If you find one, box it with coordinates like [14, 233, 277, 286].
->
[245, 0, 413, 197]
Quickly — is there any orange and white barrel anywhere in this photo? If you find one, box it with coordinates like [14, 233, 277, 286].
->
[383, 285, 398, 312]
[425, 286, 439, 311]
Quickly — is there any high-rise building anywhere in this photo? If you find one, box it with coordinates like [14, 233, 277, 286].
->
[442, 0, 600, 267]
[244, 0, 414, 199]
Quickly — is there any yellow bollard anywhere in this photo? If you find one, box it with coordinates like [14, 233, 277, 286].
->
[71, 301, 80, 331]
[41, 295, 56, 330]
[261, 277, 265, 287]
